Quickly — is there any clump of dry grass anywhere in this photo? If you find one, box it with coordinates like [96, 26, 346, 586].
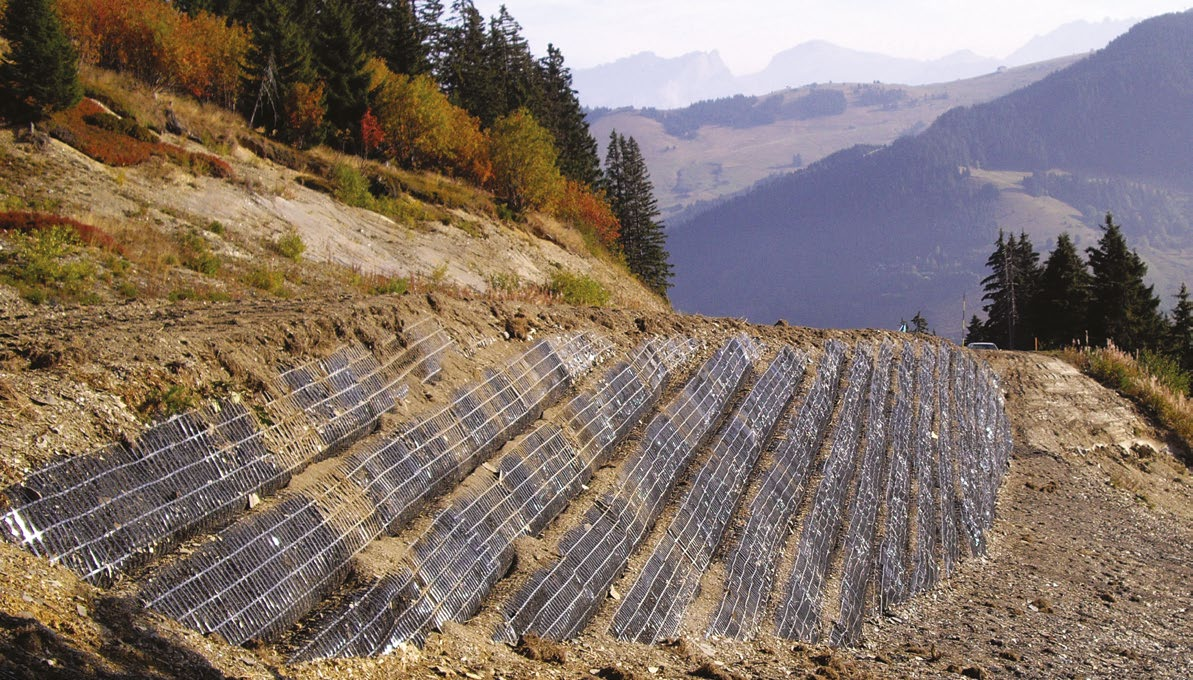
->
[1060, 345, 1193, 462]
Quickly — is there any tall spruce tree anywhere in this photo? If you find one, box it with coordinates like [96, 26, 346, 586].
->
[535, 45, 602, 187]
[980, 230, 1040, 350]
[439, 0, 493, 122]
[1167, 283, 1193, 372]
[0, 0, 82, 122]
[241, 0, 318, 137]
[605, 132, 673, 297]
[313, 0, 372, 140]
[1086, 213, 1164, 351]
[1034, 233, 1091, 348]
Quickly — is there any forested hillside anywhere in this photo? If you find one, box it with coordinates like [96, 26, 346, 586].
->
[669, 10, 1193, 337]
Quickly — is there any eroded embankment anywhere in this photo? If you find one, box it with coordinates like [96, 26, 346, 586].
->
[0, 296, 1023, 679]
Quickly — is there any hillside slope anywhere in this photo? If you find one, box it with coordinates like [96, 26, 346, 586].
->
[588, 56, 1081, 219]
[669, 10, 1193, 335]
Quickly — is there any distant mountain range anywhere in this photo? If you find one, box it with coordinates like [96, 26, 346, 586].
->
[667, 10, 1193, 338]
[574, 18, 1138, 109]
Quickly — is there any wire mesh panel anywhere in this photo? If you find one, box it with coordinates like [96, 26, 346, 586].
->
[773, 345, 873, 641]
[141, 334, 606, 646]
[609, 347, 806, 644]
[876, 343, 917, 610]
[935, 347, 961, 578]
[706, 340, 846, 639]
[952, 354, 985, 556]
[1, 320, 453, 587]
[827, 342, 895, 646]
[497, 335, 758, 643]
[907, 344, 942, 596]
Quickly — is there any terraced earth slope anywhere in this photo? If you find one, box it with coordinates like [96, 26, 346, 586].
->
[0, 297, 1190, 679]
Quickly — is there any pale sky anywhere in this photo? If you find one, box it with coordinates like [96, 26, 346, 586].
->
[472, 1, 1192, 73]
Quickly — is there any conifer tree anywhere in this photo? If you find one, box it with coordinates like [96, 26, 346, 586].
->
[1034, 232, 1091, 348]
[0, 0, 82, 122]
[439, 0, 493, 122]
[313, 0, 372, 140]
[963, 315, 986, 345]
[484, 5, 538, 122]
[1086, 213, 1164, 351]
[980, 230, 1040, 350]
[241, 0, 318, 135]
[1167, 283, 1193, 372]
[605, 132, 673, 297]
[535, 45, 602, 187]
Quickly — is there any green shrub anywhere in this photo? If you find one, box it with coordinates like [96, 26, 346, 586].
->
[0, 225, 97, 304]
[177, 230, 220, 276]
[548, 270, 610, 306]
[330, 162, 373, 208]
[1139, 349, 1192, 395]
[244, 266, 285, 295]
[205, 220, 226, 235]
[370, 276, 408, 295]
[273, 229, 306, 262]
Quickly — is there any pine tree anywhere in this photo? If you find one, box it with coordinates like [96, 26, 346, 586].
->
[1087, 213, 1164, 351]
[910, 312, 930, 334]
[241, 0, 318, 134]
[1167, 283, 1193, 372]
[313, 0, 372, 141]
[605, 132, 673, 297]
[534, 45, 602, 187]
[0, 0, 82, 122]
[1034, 233, 1091, 348]
[439, 0, 493, 122]
[980, 231, 1040, 350]
[484, 5, 538, 122]
[963, 315, 986, 345]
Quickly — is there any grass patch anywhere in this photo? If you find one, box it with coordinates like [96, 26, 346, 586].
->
[548, 270, 610, 307]
[140, 384, 197, 419]
[177, 230, 221, 276]
[243, 266, 286, 296]
[1060, 345, 1193, 463]
[0, 225, 101, 304]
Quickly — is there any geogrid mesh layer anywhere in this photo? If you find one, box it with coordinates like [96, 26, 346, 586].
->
[609, 347, 807, 644]
[908, 344, 942, 597]
[876, 343, 917, 610]
[707, 340, 847, 639]
[828, 342, 895, 645]
[497, 335, 758, 642]
[290, 338, 696, 661]
[773, 346, 874, 641]
[139, 334, 606, 645]
[0, 319, 452, 586]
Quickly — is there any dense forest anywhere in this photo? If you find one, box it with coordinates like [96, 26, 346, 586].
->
[669, 9, 1193, 332]
[0, 0, 673, 294]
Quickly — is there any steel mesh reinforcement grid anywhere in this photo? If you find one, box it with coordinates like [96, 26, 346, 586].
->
[875, 342, 918, 610]
[289, 338, 695, 661]
[497, 335, 758, 642]
[827, 342, 895, 646]
[935, 347, 961, 579]
[907, 343, 942, 597]
[0, 319, 452, 587]
[139, 334, 606, 645]
[952, 353, 987, 556]
[773, 345, 874, 642]
[707, 339, 847, 639]
[609, 346, 807, 644]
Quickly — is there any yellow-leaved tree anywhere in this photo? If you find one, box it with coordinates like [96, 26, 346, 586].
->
[488, 108, 563, 213]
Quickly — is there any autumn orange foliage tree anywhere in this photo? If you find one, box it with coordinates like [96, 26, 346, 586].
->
[57, 0, 248, 106]
[554, 180, 621, 250]
[366, 60, 492, 185]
